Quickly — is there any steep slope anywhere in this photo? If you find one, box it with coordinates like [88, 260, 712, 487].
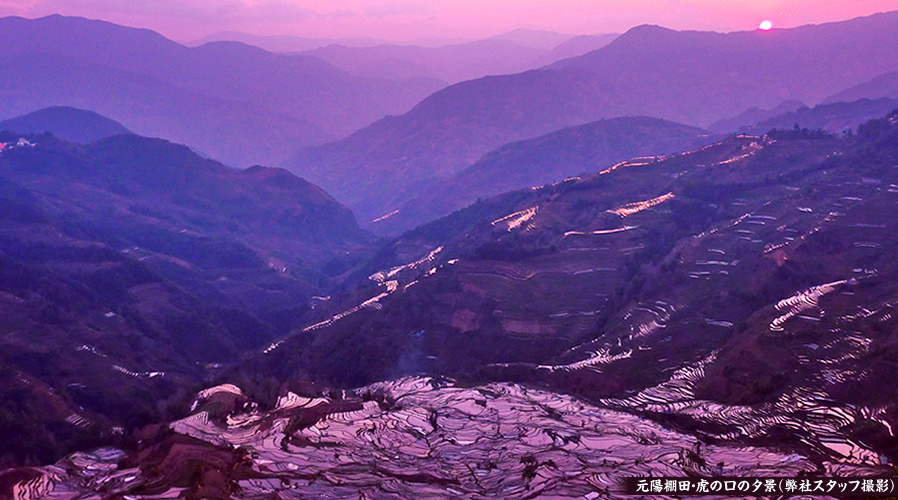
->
[0, 15, 445, 166]
[288, 67, 611, 221]
[824, 71, 898, 103]
[251, 112, 898, 468]
[375, 116, 711, 234]
[743, 98, 898, 135]
[533, 33, 619, 65]
[287, 11, 898, 223]
[0, 131, 370, 466]
[550, 13, 898, 122]
[707, 100, 806, 134]
[0, 106, 130, 144]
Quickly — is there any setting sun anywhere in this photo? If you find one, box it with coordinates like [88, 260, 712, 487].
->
[759, 20, 774, 30]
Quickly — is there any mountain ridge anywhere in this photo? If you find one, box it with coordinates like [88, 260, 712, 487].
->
[373, 116, 712, 233]
[0, 106, 131, 144]
[286, 11, 898, 225]
[0, 14, 446, 166]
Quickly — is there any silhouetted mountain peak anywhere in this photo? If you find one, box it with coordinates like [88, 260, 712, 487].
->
[0, 14, 181, 57]
[608, 24, 685, 46]
[0, 106, 131, 144]
[623, 23, 676, 35]
[241, 165, 334, 196]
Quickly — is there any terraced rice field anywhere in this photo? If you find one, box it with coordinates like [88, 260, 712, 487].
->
[9, 378, 886, 498]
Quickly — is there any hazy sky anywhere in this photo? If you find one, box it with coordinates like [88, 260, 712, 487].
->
[0, 0, 896, 42]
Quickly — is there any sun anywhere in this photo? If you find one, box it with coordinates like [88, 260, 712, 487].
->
[759, 20, 773, 31]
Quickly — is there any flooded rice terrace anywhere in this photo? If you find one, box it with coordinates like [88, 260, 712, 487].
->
[16, 377, 887, 499]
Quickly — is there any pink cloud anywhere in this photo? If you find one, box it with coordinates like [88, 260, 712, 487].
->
[0, 0, 894, 41]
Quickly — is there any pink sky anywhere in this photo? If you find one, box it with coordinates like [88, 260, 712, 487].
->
[0, 0, 896, 42]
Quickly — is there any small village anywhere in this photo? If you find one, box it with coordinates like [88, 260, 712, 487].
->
[0, 137, 36, 154]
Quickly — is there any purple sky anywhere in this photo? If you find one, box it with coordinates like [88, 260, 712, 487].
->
[0, 0, 896, 42]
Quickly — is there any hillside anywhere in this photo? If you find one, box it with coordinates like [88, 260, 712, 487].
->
[0, 15, 445, 166]
[550, 14, 898, 121]
[286, 11, 898, 224]
[533, 33, 619, 65]
[0, 131, 370, 465]
[0, 106, 131, 144]
[375, 116, 711, 234]
[242, 112, 898, 476]
[824, 70, 898, 103]
[743, 98, 898, 134]
[707, 100, 806, 134]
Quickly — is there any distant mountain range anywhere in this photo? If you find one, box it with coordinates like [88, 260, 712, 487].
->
[299, 39, 544, 84]
[0, 15, 445, 167]
[191, 27, 583, 53]
[487, 28, 578, 49]
[188, 31, 404, 52]
[286, 11, 898, 226]
[298, 33, 618, 85]
[197, 29, 620, 86]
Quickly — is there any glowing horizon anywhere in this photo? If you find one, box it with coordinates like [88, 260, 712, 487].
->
[0, 0, 894, 43]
